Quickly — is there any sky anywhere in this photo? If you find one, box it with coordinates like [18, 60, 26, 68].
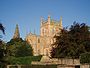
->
[0, 0, 90, 42]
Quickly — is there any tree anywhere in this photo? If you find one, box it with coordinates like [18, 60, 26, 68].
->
[0, 23, 5, 46]
[6, 38, 23, 56]
[15, 41, 33, 57]
[51, 22, 90, 59]
[69, 22, 90, 53]
[51, 28, 72, 58]
[0, 23, 6, 68]
[6, 38, 33, 57]
[80, 52, 90, 64]
[0, 23, 5, 35]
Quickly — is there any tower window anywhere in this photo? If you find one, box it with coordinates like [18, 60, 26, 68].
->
[38, 39, 40, 43]
[42, 29, 44, 35]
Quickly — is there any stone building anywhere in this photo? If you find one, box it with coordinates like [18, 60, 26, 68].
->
[26, 15, 63, 56]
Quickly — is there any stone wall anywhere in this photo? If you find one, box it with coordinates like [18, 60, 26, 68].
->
[7, 64, 77, 68]
[57, 65, 75, 68]
[37, 57, 80, 65]
[80, 64, 90, 68]
[31, 58, 80, 68]
[31, 61, 90, 68]
[50, 58, 80, 65]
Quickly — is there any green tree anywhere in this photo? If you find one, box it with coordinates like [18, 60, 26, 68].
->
[6, 38, 33, 57]
[15, 41, 33, 57]
[6, 38, 23, 56]
[0, 23, 6, 68]
[80, 52, 90, 64]
[0, 23, 5, 35]
[51, 28, 72, 58]
[69, 22, 90, 53]
[51, 22, 90, 59]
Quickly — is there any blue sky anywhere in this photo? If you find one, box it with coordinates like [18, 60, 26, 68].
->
[0, 0, 90, 42]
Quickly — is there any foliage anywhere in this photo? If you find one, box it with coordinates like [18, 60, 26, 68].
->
[0, 23, 5, 35]
[7, 56, 42, 65]
[0, 23, 6, 68]
[0, 23, 5, 59]
[15, 41, 33, 57]
[6, 38, 23, 56]
[80, 52, 90, 64]
[6, 38, 33, 57]
[51, 22, 90, 59]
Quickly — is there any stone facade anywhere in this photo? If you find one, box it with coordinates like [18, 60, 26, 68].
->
[26, 15, 63, 56]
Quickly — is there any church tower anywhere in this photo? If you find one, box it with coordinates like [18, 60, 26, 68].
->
[13, 24, 20, 39]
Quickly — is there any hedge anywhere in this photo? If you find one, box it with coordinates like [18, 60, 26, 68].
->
[7, 55, 42, 65]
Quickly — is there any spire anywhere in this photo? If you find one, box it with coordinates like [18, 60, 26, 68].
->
[30, 29, 31, 33]
[60, 16, 63, 29]
[34, 28, 35, 34]
[48, 15, 51, 24]
[13, 24, 20, 39]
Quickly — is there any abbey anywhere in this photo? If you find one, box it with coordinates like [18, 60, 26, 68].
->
[26, 15, 63, 56]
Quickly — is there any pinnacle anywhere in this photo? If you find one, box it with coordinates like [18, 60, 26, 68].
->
[13, 24, 20, 39]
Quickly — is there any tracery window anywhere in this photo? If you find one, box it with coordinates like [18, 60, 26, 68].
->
[38, 38, 40, 43]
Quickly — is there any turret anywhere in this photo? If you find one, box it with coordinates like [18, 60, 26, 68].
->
[40, 16, 44, 26]
[48, 15, 51, 24]
[48, 15, 51, 36]
[13, 24, 20, 39]
[34, 28, 36, 34]
[60, 16, 63, 29]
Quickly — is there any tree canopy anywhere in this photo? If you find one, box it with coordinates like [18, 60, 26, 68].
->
[6, 38, 33, 57]
[0, 23, 5, 35]
[15, 41, 33, 57]
[0, 23, 6, 68]
[51, 22, 90, 59]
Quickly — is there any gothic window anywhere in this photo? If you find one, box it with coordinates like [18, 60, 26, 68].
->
[42, 29, 44, 35]
[38, 38, 40, 43]
[46, 49, 48, 56]
[44, 29, 47, 36]
[44, 29, 46, 35]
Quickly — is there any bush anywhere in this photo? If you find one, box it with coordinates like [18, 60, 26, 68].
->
[80, 52, 90, 64]
[7, 55, 42, 65]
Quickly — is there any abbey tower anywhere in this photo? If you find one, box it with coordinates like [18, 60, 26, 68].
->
[26, 15, 63, 56]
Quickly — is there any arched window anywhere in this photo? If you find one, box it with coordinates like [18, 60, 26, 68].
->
[38, 38, 40, 43]
[42, 29, 44, 35]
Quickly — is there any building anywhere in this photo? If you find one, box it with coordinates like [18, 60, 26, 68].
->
[26, 15, 63, 56]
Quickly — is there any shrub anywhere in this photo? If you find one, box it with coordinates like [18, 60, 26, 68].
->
[80, 52, 90, 64]
[7, 55, 42, 65]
